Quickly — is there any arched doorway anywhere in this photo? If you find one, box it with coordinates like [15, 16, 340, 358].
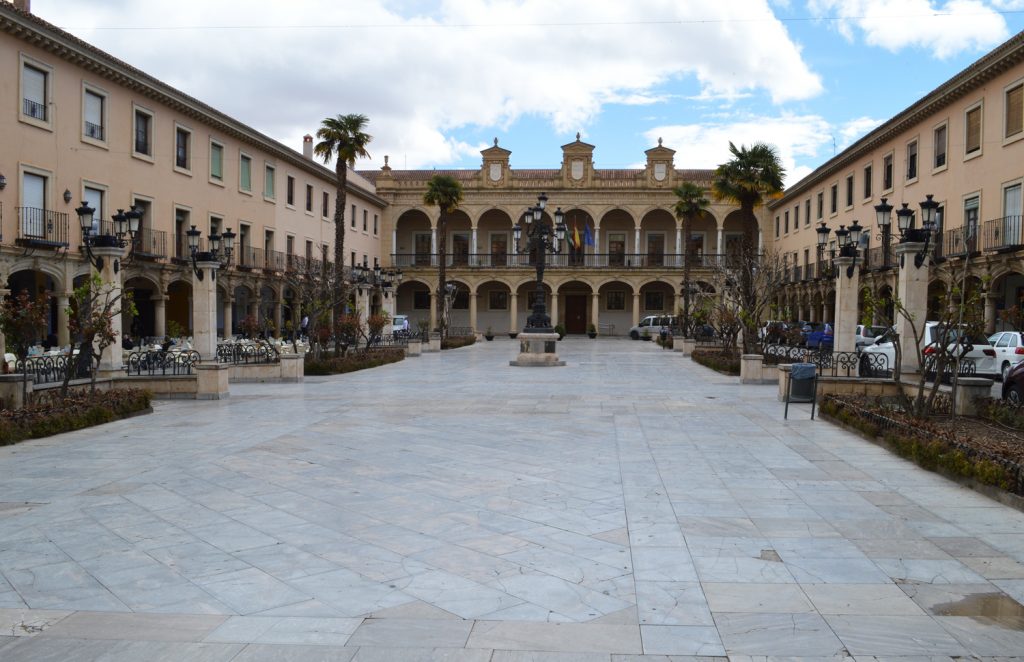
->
[557, 279, 594, 335]
[7, 269, 59, 342]
[476, 279, 513, 335]
[166, 280, 192, 337]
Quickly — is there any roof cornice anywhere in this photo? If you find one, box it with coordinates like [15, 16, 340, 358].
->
[0, 3, 386, 207]
[770, 29, 1024, 210]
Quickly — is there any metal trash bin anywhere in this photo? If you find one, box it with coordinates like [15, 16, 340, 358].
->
[785, 362, 818, 419]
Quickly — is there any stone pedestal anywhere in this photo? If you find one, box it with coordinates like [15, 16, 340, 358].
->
[895, 242, 929, 374]
[510, 332, 565, 367]
[196, 363, 229, 400]
[0, 374, 31, 409]
[676, 338, 696, 356]
[426, 337, 441, 352]
[954, 377, 994, 416]
[406, 339, 422, 357]
[740, 354, 765, 384]
[833, 255, 860, 353]
[279, 353, 304, 383]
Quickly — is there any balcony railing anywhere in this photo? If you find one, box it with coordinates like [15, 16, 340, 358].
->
[84, 121, 104, 140]
[23, 98, 46, 120]
[172, 233, 206, 263]
[392, 253, 746, 269]
[285, 255, 331, 275]
[982, 215, 1024, 252]
[865, 244, 896, 270]
[942, 227, 979, 257]
[264, 249, 286, 273]
[133, 228, 167, 259]
[16, 207, 68, 248]
[235, 246, 265, 271]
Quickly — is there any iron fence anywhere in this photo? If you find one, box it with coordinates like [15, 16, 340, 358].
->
[216, 342, 279, 365]
[762, 344, 890, 378]
[16, 207, 69, 247]
[390, 253, 748, 269]
[15, 355, 92, 385]
[124, 350, 200, 376]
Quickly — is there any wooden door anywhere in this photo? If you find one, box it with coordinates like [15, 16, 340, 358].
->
[565, 295, 587, 334]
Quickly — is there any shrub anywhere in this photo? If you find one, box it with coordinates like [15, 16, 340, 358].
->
[442, 335, 476, 350]
[0, 388, 152, 446]
[304, 348, 404, 375]
[554, 324, 566, 339]
[691, 349, 740, 375]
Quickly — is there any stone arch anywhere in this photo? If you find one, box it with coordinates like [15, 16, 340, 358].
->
[477, 208, 515, 267]
[394, 209, 433, 267]
[989, 269, 1024, 331]
[124, 275, 160, 341]
[555, 278, 595, 335]
[395, 279, 432, 329]
[6, 268, 61, 343]
[476, 278, 514, 336]
[597, 279, 635, 336]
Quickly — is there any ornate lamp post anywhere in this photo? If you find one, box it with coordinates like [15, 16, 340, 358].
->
[880, 194, 938, 269]
[185, 225, 235, 280]
[815, 221, 830, 278]
[511, 193, 567, 333]
[75, 202, 144, 274]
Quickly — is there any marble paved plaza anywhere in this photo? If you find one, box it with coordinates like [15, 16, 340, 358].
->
[2, 338, 1024, 660]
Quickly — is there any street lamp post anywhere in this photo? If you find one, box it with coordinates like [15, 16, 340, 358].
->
[512, 193, 567, 333]
[75, 202, 144, 274]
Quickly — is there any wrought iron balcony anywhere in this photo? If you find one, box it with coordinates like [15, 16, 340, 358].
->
[132, 228, 167, 259]
[16, 207, 68, 248]
[982, 215, 1023, 252]
[391, 252, 743, 270]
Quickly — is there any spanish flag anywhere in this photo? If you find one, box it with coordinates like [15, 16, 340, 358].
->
[573, 223, 582, 251]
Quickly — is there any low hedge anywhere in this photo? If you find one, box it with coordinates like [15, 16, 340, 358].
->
[691, 348, 740, 375]
[820, 395, 1021, 496]
[304, 348, 405, 375]
[0, 388, 152, 446]
[442, 335, 476, 350]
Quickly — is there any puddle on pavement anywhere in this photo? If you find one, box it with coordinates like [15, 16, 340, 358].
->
[931, 592, 1024, 629]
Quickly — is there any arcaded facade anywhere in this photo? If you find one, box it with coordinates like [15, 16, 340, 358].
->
[364, 138, 760, 335]
[768, 30, 1024, 332]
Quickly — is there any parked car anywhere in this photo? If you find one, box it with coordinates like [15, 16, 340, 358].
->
[1002, 360, 1024, 403]
[860, 322, 997, 378]
[629, 315, 678, 340]
[987, 331, 1024, 380]
[805, 323, 834, 350]
[854, 324, 889, 351]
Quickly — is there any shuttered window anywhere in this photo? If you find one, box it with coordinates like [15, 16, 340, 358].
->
[906, 141, 917, 180]
[934, 125, 947, 168]
[966, 106, 982, 154]
[84, 90, 103, 140]
[210, 142, 223, 181]
[22, 64, 46, 120]
[240, 154, 252, 192]
[1007, 84, 1023, 138]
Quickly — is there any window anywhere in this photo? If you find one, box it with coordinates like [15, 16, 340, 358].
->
[488, 291, 508, 310]
[239, 153, 252, 192]
[21, 59, 49, 123]
[775, 216, 780, 238]
[1005, 183, 1022, 224]
[350, 204, 356, 228]
[644, 291, 664, 312]
[175, 126, 191, 171]
[805, 199, 811, 226]
[305, 184, 313, 212]
[1007, 83, 1023, 139]
[133, 107, 153, 157]
[21, 171, 47, 237]
[863, 164, 872, 199]
[286, 235, 294, 256]
[210, 141, 224, 181]
[322, 192, 329, 217]
[906, 140, 918, 180]
[784, 211, 789, 234]
[174, 208, 189, 259]
[830, 184, 838, 214]
[794, 204, 800, 229]
[964, 196, 980, 244]
[845, 174, 854, 207]
[413, 291, 431, 309]
[305, 239, 313, 261]
[83, 87, 105, 141]
[934, 124, 947, 168]
[966, 104, 982, 155]
[883, 154, 893, 190]
[83, 185, 103, 235]
[816, 192, 823, 219]
[606, 291, 625, 311]
[373, 214, 379, 235]
[363, 209, 368, 232]
[286, 176, 295, 206]
[264, 164, 275, 199]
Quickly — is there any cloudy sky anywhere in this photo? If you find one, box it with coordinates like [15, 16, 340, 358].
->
[29, 0, 1024, 186]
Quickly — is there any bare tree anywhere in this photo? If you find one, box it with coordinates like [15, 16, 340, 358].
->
[64, 272, 136, 394]
[707, 248, 789, 353]
[280, 260, 352, 361]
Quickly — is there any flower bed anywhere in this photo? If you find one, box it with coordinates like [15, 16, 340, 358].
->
[0, 388, 152, 446]
[304, 348, 404, 376]
[691, 348, 740, 375]
[441, 335, 476, 350]
[821, 394, 1024, 497]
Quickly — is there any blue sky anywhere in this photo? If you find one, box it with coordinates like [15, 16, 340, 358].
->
[31, 0, 1024, 186]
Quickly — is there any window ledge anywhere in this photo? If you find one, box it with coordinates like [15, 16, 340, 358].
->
[1003, 132, 1024, 147]
[209, 177, 225, 188]
[131, 152, 155, 164]
[931, 164, 948, 176]
[80, 135, 108, 150]
[173, 166, 193, 177]
[964, 150, 984, 162]
[19, 114, 53, 132]
[264, 195, 276, 204]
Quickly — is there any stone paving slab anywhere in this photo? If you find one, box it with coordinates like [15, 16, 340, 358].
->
[1, 338, 1024, 658]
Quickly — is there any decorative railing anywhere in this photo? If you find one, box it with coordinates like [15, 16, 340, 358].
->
[15, 355, 92, 385]
[23, 98, 46, 120]
[216, 341, 279, 365]
[133, 228, 167, 259]
[172, 233, 206, 262]
[866, 245, 896, 269]
[982, 216, 1024, 252]
[942, 227, 979, 257]
[264, 249, 286, 273]
[16, 207, 69, 248]
[392, 253, 747, 269]
[124, 349, 201, 376]
[364, 335, 410, 351]
[763, 345, 889, 378]
[235, 246, 264, 271]
[447, 326, 474, 336]
[84, 121, 104, 140]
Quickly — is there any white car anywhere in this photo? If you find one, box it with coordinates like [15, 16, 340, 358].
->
[860, 322, 997, 378]
[987, 331, 1024, 380]
[854, 324, 889, 351]
[629, 315, 677, 340]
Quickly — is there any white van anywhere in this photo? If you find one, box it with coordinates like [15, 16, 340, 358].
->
[629, 315, 677, 340]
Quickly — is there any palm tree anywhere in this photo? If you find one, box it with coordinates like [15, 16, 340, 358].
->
[423, 174, 464, 340]
[672, 182, 709, 336]
[313, 113, 372, 354]
[712, 142, 785, 351]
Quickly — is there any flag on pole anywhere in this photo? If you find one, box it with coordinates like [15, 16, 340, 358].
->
[583, 223, 594, 246]
[573, 223, 582, 251]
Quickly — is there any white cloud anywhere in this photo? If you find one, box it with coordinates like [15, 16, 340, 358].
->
[807, 0, 1011, 59]
[34, 0, 823, 168]
[644, 114, 833, 187]
[839, 116, 883, 147]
